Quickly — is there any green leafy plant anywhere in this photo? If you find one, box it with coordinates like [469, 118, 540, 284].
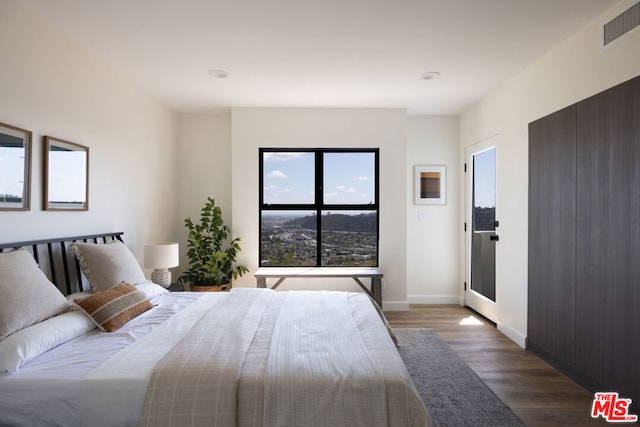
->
[178, 197, 248, 286]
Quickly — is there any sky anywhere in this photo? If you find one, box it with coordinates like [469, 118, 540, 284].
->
[0, 146, 26, 197]
[473, 148, 496, 208]
[263, 152, 375, 205]
[48, 151, 87, 203]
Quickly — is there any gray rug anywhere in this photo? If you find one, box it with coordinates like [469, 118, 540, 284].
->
[395, 328, 525, 427]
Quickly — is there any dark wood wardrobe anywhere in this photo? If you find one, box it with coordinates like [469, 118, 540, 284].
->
[528, 74, 640, 412]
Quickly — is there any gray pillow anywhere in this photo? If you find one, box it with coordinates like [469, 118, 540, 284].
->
[71, 240, 148, 292]
[0, 250, 70, 341]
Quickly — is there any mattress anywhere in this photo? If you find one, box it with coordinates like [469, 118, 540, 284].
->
[0, 289, 431, 427]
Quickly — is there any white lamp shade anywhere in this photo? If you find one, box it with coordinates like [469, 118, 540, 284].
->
[144, 242, 179, 269]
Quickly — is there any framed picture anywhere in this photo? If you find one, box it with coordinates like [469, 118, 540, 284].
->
[44, 136, 89, 211]
[0, 122, 32, 211]
[414, 165, 446, 205]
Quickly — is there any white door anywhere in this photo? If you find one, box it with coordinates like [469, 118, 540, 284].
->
[465, 136, 499, 322]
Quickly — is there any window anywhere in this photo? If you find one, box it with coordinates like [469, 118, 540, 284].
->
[472, 148, 496, 232]
[259, 148, 379, 267]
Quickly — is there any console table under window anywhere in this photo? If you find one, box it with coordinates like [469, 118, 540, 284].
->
[255, 267, 383, 307]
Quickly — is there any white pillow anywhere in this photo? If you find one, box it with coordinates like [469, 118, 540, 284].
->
[135, 282, 169, 299]
[0, 310, 96, 372]
[71, 240, 148, 292]
[0, 250, 70, 341]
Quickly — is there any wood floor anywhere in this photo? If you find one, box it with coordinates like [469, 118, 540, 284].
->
[385, 305, 611, 427]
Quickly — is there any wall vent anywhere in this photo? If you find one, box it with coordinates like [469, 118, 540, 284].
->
[603, 1, 640, 46]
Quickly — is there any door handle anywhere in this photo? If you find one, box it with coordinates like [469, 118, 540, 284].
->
[490, 235, 499, 241]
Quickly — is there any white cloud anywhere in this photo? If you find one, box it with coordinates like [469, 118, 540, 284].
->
[264, 152, 305, 162]
[267, 170, 287, 179]
[357, 176, 368, 181]
[336, 185, 355, 193]
[264, 184, 278, 191]
[325, 192, 338, 199]
[280, 188, 293, 193]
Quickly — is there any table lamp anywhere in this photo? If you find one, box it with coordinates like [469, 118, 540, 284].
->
[144, 242, 179, 288]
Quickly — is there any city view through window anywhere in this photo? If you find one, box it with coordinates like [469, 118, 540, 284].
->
[260, 149, 378, 267]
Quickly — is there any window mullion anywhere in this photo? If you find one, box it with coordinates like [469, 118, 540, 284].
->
[316, 150, 322, 267]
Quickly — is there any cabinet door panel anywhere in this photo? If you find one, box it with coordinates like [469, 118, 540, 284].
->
[528, 105, 576, 363]
[576, 76, 640, 404]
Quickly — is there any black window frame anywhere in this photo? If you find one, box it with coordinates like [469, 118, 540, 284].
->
[259, 147, 380, 267]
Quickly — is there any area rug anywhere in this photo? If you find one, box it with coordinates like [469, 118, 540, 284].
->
[395, 328, 525, 426]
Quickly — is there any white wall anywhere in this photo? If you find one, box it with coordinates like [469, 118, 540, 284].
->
[177, 112, 232, 273]
[459, 0, 640, 347]
[177, 110, 460, 310]
[0, 3, 178, 268]
[231, 108, 409, 309]
[176, 113, 232, 275]
[406, 115, 460, 303]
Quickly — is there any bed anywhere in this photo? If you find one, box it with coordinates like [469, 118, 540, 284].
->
[0, 232, 431, 427]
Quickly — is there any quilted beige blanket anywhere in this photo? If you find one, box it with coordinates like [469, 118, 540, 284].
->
[129, 289, 429, 427]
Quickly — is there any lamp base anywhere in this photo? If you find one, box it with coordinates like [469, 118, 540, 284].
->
[151, 268, 172, 288]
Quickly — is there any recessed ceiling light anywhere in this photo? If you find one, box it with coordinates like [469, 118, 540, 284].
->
[208, 69, 229, 79]
[421, 71, 440, 80]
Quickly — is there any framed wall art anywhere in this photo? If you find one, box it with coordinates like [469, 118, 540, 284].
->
[414, 165, 446, 205]
[0, 122, 32, 211]
[44, 136, 89, 211]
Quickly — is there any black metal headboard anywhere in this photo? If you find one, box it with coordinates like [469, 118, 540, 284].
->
[0, 232, 124, 295]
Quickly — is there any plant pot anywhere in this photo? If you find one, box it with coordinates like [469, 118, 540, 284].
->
[189, 283, 230, 292]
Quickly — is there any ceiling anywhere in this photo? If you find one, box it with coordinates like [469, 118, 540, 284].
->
[21, 0, 619, 114]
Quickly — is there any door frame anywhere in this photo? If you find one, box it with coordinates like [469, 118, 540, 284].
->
[464, 135, 499, 322]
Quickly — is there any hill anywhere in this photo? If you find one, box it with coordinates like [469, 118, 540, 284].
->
[287, 213, 377, 232]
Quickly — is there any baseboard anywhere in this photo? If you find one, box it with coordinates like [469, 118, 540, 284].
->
[382, 301, 410, 311]
[497, 321, 527, 349]
[407, 294, 460, 304]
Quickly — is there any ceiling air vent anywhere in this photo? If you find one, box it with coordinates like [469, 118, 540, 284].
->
[603, 1, 640, 46]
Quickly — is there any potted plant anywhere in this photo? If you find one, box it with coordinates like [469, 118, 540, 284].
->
[178, 197, 249, 291]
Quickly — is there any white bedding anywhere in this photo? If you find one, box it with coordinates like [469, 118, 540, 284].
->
[81, 292, 228, 427]
[0, 289, 431, 427]
[0, 292, 205, 427]
[263, 291, 388, 427]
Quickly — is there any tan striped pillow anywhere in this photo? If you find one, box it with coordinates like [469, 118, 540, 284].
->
[75, 282, 153, 332]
